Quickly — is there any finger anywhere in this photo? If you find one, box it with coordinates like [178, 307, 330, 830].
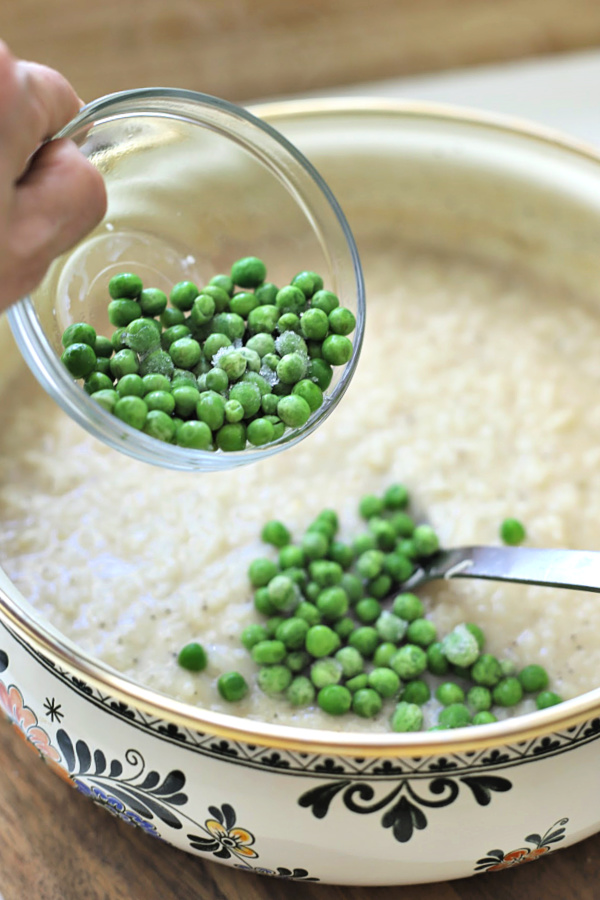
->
[0, 49, 82, 178]
[1, 139, 106, 308]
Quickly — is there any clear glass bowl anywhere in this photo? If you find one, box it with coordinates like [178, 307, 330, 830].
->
[8, 89, 365, 472]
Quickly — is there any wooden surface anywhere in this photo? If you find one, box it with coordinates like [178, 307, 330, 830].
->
[3, 0, 600, 104]
[0, 716, 598, 900]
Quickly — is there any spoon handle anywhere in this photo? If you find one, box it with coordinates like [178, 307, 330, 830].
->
[406, 546, 600, 593]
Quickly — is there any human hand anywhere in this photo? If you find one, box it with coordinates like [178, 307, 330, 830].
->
[0, 41, 106, 313]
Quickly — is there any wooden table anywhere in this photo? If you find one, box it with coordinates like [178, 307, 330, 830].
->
[0, 717, 598, 900]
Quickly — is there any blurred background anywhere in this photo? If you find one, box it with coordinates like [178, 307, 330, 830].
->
[3, 0, 600, 107]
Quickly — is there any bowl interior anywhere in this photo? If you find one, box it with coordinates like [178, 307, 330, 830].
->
[3, 100, 600, 754]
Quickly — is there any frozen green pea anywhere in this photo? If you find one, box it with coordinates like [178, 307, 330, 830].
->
[390, 701, 423, 732]
[114, 395, 148, 430]
[257, 665, 292, 695]
[322, 334, 352, 365]
[203, 333, 232, 361]
[286, 676, 316, 707]
[108, 299, 142, 327]
[435, 682, 465, 706]
[116, 373, 145, 398]
[334, 646, 364, 678]
[275, 285, 307, 315]
[316, 587, 349, 621]
[390, 645, 427, 680]
[176, 420, 212, 449]
[383, 552, 414, 583]
[205, 367, 229, 393]
[536, 691, 562, 709]
[438, 703, 472, 729]
[348, 626, 379, 658]
[229, 291, 259, 318]
[248, 305, 279, 335]
[241, 624, 269, 650]
[267, 575, 299, 612]
[142, 373, 171, 394]
[373, 642, 397, 668]
[62, 322, 96, 348]
[300, 307, 329, 340]
[353, 688, 383, 719]
[333, 617, 355, 640]
[346, 673, 369, 693]
[291, 270, 323, 297]
[473, 711, 497, 725]
[218, 672, 249, 702]
[91, 389, 119, 412]
[402, 679, 431, 706]
[248, 558, 279, 588]
[467, 686, 492, 712]
[310, 657, 343, 688]
[160, 307, 186, 328]
[247, 418, 275, 446]
[518, 664, 549, 693]
[139, 350, 174, 378]
[84, 372, 113, 395]
[492, 677, 523, 707]
[317, 684, 352, 716]
[355, 597, 381, 624]
[251, 640, 287, 665]
[368, 517, 397, 551]
[231, 256, 266, 288]
[328, 307, 356, 336]
[413, 525, 440, 557]
[307, 358, 333, 391]
[305, 625, 340, 658]
[427, 642, 449, 676]
[367, 573, 392, 599]
[196, 391, 226, 431]
[277, 312, 301, 333]
[109, 272, 143, 299]
[62, 342, 97, 378]
[357, 549, 385, 579]
[275, 617, 310, 650]
[500, 517, 526, 546]
[441, 624, 480, 667]
[177, 642, 207, 671]
[392, 593, 424, 622]
[254, 282, 279, 304]
[375, 611, 408, 644]
[296, 602, 322, 626]
[390, 512, 416, 537]
[368, 667, 401, 698]
[229, 382, 262, 417]
[139, 287, 167, 317]
[471, 654, 503, 687]
[311, 290, 339, 315]
[170, 281, 199, 311]
[406, 618, 437, 647]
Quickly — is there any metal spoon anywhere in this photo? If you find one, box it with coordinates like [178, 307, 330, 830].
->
[398, 546, 600, 594]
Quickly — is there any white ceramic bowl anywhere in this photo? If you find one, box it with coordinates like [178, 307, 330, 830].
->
[2, 99, 600, 885]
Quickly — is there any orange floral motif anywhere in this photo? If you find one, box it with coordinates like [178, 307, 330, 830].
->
[475, 818, 569, 874]
[188, 803, 259, 861]
[0, 680, 60, 763]
[204, 818, 259, 859]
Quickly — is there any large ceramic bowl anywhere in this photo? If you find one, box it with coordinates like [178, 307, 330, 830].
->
[2, 99, 600, 885]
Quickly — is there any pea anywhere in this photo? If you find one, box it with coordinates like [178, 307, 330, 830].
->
[368, 517, 397, 551]
[278, 313, 303, 334]
[177, 642, 207, 671]
[109, 272, 143, 299]
[310, 658, 343, 688]
[390, 645, 427, 680]
[492, 677, 523, 707]
[139, 350, 174, 378]
[230, 291, 259, 318]
[248, 305, 279, 335]
[467, 686, 492, 712]
[203, 333, 232, 362]
[427, 642, 450, 676]
[383, 484, 409, 510]
[353, 688, 383, 719]
[322, 334, 352, 366]
[402, 679, 431, 706]
[286, 676, 316, 707]
[139, 287, 167, 317]
[160, 307, 186, 328]
[292, 270, 323, 297]
[311, 290, 339, 315]
[438, 703, 472, 729]
[334, 646, 364, 678]
[471, 653, 503, 687]
[61, 342, 97, 378]
[348, 626, 379, 658]
[355, 597, 381, 624]
[114, 395, 148, 430]
[390, 701, 423, 732]
[248, 558, 278, 588]
[340, 573, 364, 603]
[217, 672, 249, 702]
[286, 651, 311, 673]
[536, 691, 562, 709]
[62, 322, 96, 348]
[390, 513, 416, 537]
[170, 281, 199, 311]
[368, 667, 401, 698]
[317, 684, 351, 716]
[305, 625, 340, 658]
[296, 602, 322, 627]
[346, 673, 369, 693]
[500, 517, 526, 546]
[518, 664, 549, 693]
[357, 549, 385, 579]
[108, 299, 141, 327]
[176, 420, 212, 449]
[368, 575, 393, 600]
[473, 711, 498, 725]
[441, 624, 480, 667]
[172, 384, 199, 419]
[436, 682, 465, 706]
[375, 611, 408, 644]
[373, 642, 397, 668]
[307, 358, 333, 391]
[383, 552, 414, 583]
[207, 276, 234, 300]
[144, 409, 177, 443]
[316, 587, 349, 621]
[413, 525, 440, 557]
[230, 256, 266, 288]
[406, 618, 437, 647]
[353, 535, 377, 557]
[246, 333, 275, 357]
[465, 623, 486, 651]
[267, 574, 299, 613]
[84, 372, 113, 395]
[229, 382, 262, 418]
[392, 593, 424, 622]
[92, 389, 119, 413]
[328, 307, 356, 336]
[196, 391, 225, 431]
[94, 336, 113, 360]
[275, 617, 310, 650]
[300, 307, 329, 340]
[333, 617, 355, 640]
[144, 390, 174, 414]
[247, 418, 275, 446]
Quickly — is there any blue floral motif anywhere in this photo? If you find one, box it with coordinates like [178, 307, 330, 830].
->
[74, 781, 162, 838]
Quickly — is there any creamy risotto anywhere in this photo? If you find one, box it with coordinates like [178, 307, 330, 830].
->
[1, 246, 600, 731]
